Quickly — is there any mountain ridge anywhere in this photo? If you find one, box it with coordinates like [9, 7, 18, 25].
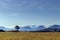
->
[0, 24, 60, 32]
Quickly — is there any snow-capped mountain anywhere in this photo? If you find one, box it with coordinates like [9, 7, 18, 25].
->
[0, 25, 60, 32]
[0, 26, 6, 30]
[20, 26, 33, 31]
[20, 25, 45, 31]
[0, 25, 46, 32]
[40, 25, 60, 32]
[49, 25, 60, 29]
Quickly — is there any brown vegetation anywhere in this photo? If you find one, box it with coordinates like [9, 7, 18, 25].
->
[0, 32, 60, 40]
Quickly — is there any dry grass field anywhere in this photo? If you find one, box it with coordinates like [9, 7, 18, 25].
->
[0, 32, 60, 40]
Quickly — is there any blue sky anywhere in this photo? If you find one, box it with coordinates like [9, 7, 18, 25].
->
[0, 0, 60, 28]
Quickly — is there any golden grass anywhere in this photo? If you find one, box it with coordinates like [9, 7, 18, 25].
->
[0, 32, 60, 40]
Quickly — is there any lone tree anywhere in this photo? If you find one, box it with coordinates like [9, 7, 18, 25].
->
[54, 28, 57, 32]
[15, 25, 20, 32]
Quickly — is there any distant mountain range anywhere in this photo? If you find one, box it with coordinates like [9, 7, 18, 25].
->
[37, 25, 60, 32]
[0, 25, 60, 32]
[20, 25, 45, 31]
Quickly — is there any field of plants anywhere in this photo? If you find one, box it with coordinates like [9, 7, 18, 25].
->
[0, 32, 60, 40]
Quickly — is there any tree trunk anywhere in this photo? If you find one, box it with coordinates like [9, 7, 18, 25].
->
[17, 29, 19, 32]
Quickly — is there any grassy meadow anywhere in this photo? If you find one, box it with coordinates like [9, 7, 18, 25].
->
[0, 32, 60, 40]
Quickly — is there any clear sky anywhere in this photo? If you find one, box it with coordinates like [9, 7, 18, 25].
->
[0, 0, 60, 28]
